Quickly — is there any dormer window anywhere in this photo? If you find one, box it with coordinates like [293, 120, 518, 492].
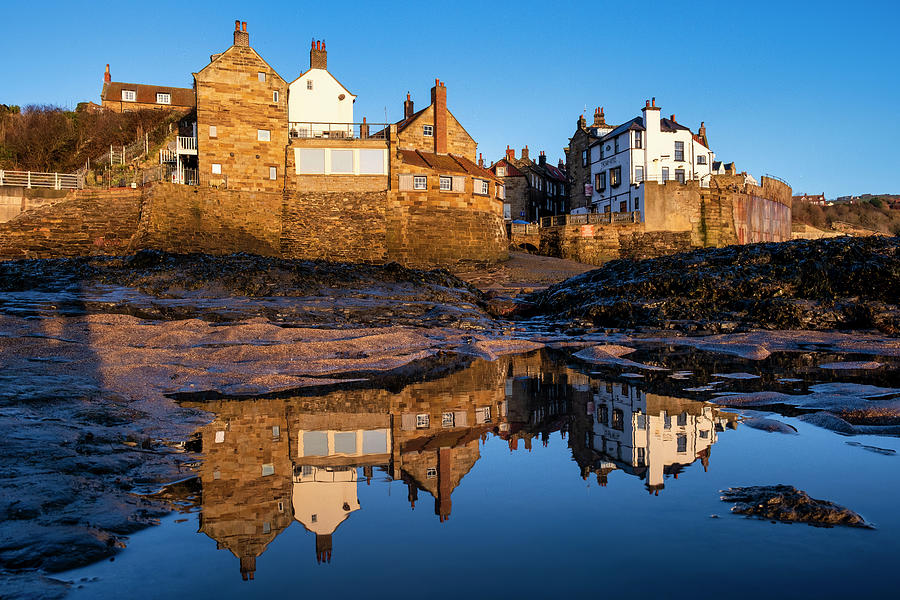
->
[496, 166, 506, 177]
[121, 90, 136, 102]
[423, 125, 433, 137]
[156, 93, 170, 104]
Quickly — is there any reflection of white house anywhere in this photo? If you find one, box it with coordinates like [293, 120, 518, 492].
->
[587, 98, 715, 220]
[292, 466, 360, 564]
[589, 382, 732, 491]
[288, 40, 356, 138]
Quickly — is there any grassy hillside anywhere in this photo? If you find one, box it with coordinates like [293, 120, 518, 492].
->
[0, 104, 183, 173]
[793, 197, 900, 235]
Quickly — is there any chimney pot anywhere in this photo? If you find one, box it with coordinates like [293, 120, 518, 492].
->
[652, 97, 656, 107]
[104, 64, 111, 83]
[242, 21, 247, 32]
[645, 100, 650, 108]
[235, 20, 240, 31]
[671, 114, 675, 121]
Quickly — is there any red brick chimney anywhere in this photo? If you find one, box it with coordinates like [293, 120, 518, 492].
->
[233, 20, 249, 47]
[521, 145, 529, 160]
[478, 153, 484, 168]
[403, 92, 414, 119]
[310, 39, 327, 70]
[593, 107, 606, 127]
[698, 121, 708, 146]
[104, 64, 111, 83]
[506, 145, 515, 161]
[431, 79, 447, 154]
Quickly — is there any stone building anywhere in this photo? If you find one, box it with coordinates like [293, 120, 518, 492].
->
[489, 146, 567, 221]
[565, 107, 615, 214]
[99, 64, 194, 113]
[193, 21, 288, 193]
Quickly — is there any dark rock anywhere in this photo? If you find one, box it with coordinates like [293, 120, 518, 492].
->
[742, 417, 798, 434]
[721, 485, 870, 527]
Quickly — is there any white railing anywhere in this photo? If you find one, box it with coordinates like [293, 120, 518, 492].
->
[159, 148, 176, 163]
[176, 136, 197, 153]
[0, 169, 83, 190]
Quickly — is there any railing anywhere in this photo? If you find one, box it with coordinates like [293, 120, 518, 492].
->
[763, 173, 791, 187]
[540, 211, 640, 227]
[288, 121, 390, 140]
[159, 148, 176, 163]
[177, 136, 197, 152]
[508, 223, 541, 235]
[0, 169, 83, 190]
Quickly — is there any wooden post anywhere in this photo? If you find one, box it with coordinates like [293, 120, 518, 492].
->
[55, 173, 59, 190]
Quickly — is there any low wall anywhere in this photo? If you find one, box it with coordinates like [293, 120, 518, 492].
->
[540, 222, 692, 264]
[0, 188, 141, 260]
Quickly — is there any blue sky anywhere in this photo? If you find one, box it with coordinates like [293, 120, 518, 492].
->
[3, 0, 897, 198]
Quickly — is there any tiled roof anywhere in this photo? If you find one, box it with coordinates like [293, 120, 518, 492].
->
[660, 117, 690, 133]
[491, 158, 524, 177]
[398, 149, 500, 182]
[101, 81, 194, 107]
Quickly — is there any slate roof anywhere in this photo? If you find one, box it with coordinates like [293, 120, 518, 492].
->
[101, 81, 195, 107]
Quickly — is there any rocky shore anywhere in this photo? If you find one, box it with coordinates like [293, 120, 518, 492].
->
[525, 236, 900, 334]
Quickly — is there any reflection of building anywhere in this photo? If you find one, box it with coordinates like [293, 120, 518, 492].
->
[575, 382, 737, 493]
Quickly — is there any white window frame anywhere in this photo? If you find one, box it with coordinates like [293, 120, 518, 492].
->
[257, 129, 271, 142]
[442, 412, 455, 427]
[634, 166, 644, 183]
[697, 155, 707, 165]
[211, 163, 222, 175]
[497, 166, 506, 177]
[121, 90, 136, 102]
[475, 179, 488, 195]
[416, 413, 430, 428]
[156, 92, 170, 104]
[426, 467, 437, 479]
[209, 125, 217, 138]
[273, 90, 279, 103]
[423, 124, 434, 137]
[258, 72, 266, 82]
[269, 166, 277, 180]
[413, 175, 427, 190]
[439, 176, 452, 191]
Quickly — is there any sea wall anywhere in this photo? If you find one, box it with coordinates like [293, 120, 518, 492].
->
[0, 188, 141, 260]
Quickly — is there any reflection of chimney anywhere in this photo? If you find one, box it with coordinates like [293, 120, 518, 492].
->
[363, 465, 373, 485]
[239, 555, 256, 581]
[407, 480, 418, 509]
[233, 20, 249, 47]
[436, 447, 452, 522]
[430, 79, 447, 154]
[310, 39, 327, 70]
[403, 92, 414, 119]
[524, 436, 532, 452]
[104, 64, 111, 83]
[315, 534, 333, 564]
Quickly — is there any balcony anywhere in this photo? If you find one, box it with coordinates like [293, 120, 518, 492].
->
[289, 122, 389, 141]
[176, 136, 197, 155]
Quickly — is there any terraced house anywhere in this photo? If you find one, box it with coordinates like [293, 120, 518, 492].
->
[489, 146, 567, 222]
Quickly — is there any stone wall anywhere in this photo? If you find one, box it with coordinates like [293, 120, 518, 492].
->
[395, 105, 478, 162]
[0, 188, 141, 260]
[540, 222, 692, 265]
[133, 183, 283, 256]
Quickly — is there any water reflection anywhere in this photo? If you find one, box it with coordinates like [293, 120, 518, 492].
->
[183, 351, 736, 579]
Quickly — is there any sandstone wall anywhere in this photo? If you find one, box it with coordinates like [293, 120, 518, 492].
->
[540, 222, 692, 265]
[133, 183, 283, 256]
[395, 105, 478, 161]
[0, 188, 141, 260]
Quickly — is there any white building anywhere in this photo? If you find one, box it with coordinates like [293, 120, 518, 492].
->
[288, 40, 356, 138]
[588, 99, 715, 219]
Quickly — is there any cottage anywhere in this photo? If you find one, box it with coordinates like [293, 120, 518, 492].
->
[99, 64, 194, 113]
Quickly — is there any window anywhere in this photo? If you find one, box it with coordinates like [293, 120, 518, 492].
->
[595, 172, 606, 191]
[677, 411, 688, 427]
[215, 430, 225, 443]
[634, 198, 640, 210]
[302, 465, 314, 476]
[257, 129, 271, 142]
[636, 447, 646, 467]
[610, 166, 621, 188]
[273, 90, 279, 103]
[497, 166, 506, 177]
[697, 155, 707, 165]
[258, 72, 266, 82]
[612, 408, 624, 431]
[663, 411, 672, 429]
[413, 176, 427, 190]
[675, 168, 686, 184]
[636, 414, 646, 430]
[331, 149, 353, 174]
[261, 463, 275, 476]
[272, 425, 280, 438]
[423, 124, 434, 137]
[674, 141, 685, 162]
[211, 163, 222, 175]
[598, 404, 608, 426]
[699, 429, 709, 439]
[581, 150, 588, 166]
[497, 184, 505, 199]
[269, 166, 277, 180]
[359, 149, 386, 174]
[619, 201, 627, 212]
[416, 413, 430, 428]
[475, 179, 488, 195]
[442, 412, 455, 427]
[634, 166, 644, 182]
[677, 434, 687, 453]
[634, 131, 643, 149]
[439, 176, 452, 191]
[298, 148, 326, 174]
[156, 92, 170, 104]
[311, 514, 317, 523]
[661, 167, 670, 181]
[121, 90, 136, 102]
[209, 125, 217, 138]
[307, 79, 313, 90]
[426, 467, 437, 479]
[614, 137, 619, 153]
[603, 204, 610, 213]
